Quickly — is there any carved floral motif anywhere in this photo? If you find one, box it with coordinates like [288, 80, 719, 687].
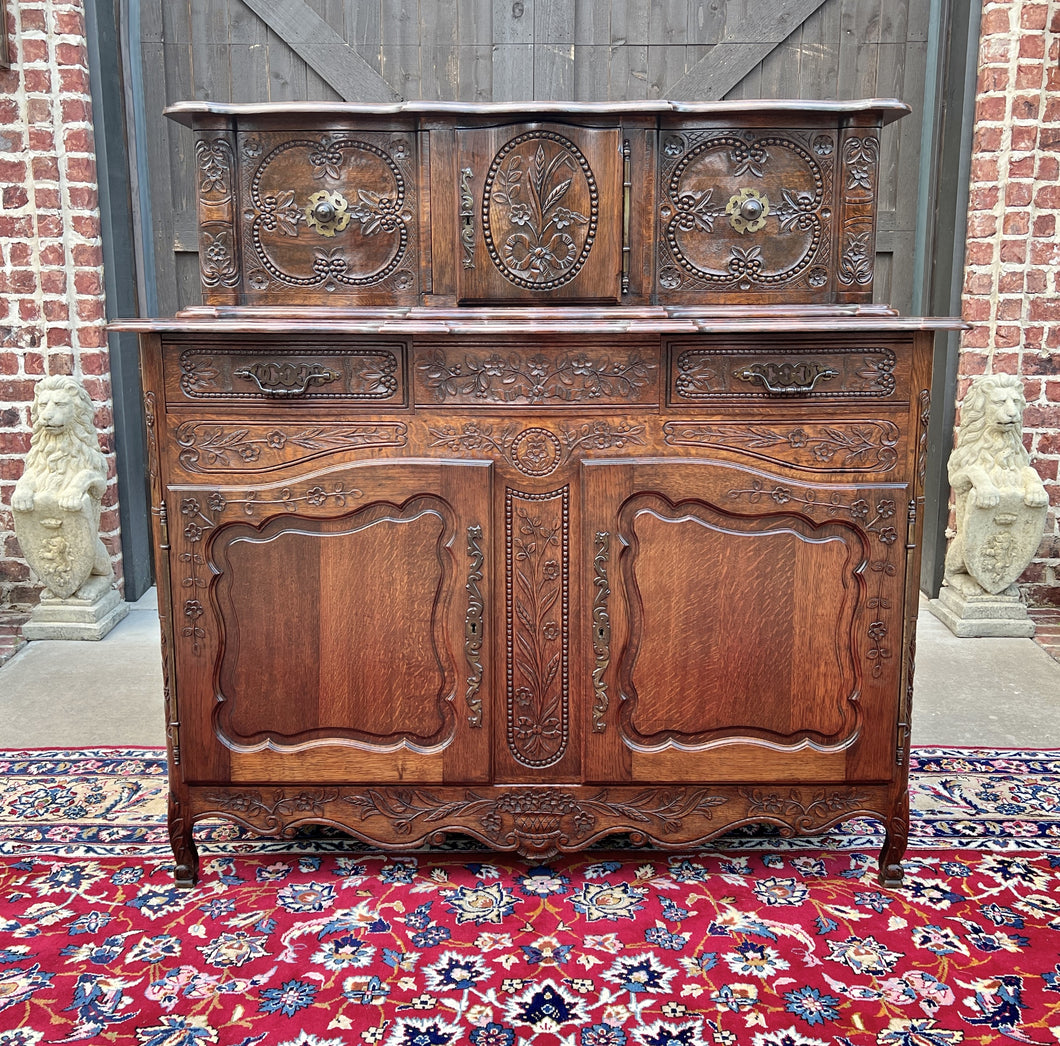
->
[662, 133, 827, 289]
[418, 349, 656, 405]
[507, 490, 569, 768]
[247, 135, 413, 290]
[465, 525, 485, 728]
[483, 132, 598, 290]
[179, 349, 400, 400]
[592, 532, 611, 732]
[341, 786, 728, 858]
[175, 421, 407, 472]
[741, 787, 868, 832]
[663, 420, 899, 472]
[674, 347, 896, 399]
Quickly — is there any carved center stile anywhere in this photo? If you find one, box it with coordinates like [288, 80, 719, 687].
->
[506, 487, 570, 767]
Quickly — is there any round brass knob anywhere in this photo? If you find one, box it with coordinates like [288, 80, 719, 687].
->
[312, 200, 336, 224]
[740, 197, 764, 221]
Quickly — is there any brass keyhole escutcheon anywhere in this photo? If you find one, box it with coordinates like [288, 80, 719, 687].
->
[305, 190, 351, 237]
[726, 188, 770, 234]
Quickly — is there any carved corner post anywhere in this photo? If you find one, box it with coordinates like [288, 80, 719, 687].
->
[835, 117, 881, 305]
[194, 118, 241, 305]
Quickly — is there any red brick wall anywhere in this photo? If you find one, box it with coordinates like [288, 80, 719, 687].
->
[961, 0, 1060, 605]
[0, 1, 120, 610]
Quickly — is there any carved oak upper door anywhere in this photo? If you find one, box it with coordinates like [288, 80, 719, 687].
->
[168, 459, 492, 786]
[583, 459, 909, 785]
[456, 124, 624, 303]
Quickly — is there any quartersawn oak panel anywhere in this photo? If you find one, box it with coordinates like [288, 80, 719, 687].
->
[583, 458, 910, 785]
[212, 497, 456, 749]
[616, 492, 861, 746]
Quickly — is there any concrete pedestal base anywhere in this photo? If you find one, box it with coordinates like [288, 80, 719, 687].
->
[928, 584, 1037, 638]
[22, 578, 129, 641]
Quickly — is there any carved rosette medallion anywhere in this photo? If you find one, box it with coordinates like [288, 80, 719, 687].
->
[506, 488, 570, 768]
[243, 133, 415, 293]
[659, 131, 831, 292]
[427, 420, 647, 476]
[483, 132, 599, 290]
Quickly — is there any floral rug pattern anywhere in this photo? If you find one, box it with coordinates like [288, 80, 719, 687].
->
[1, 748, 1060, 1044]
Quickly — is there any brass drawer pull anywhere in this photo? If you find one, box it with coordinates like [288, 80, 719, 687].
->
[734, 361, 839, 395]
[234, 362, 342, 396]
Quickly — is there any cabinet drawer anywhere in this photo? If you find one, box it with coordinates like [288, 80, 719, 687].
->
[666, 339, 910, 404]
[163, 341, 407, 407]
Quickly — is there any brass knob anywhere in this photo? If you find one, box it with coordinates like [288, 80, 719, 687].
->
[740, 197, 764, 221]
[312, 200, 336, 224]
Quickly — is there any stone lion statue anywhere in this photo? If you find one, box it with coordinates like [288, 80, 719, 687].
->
[944, 373, 1049, 596]
[11, 375, 113, 599]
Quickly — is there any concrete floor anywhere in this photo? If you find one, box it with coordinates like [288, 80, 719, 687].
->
[1, 590, 1059, 749]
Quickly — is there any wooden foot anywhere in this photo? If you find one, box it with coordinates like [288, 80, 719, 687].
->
[168, 790, 200, 888]
[877, 787, 909, 887]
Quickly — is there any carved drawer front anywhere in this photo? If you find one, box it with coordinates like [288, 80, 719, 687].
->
[455, 124, 624, 303]
[414, 338, 660, 407]
[195, 125, 420, 305]
[666, 339, 910, 404]
[655, 124, 881, 305]
[163, 341, 406, 406]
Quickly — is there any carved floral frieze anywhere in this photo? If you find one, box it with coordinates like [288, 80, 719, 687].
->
[418, 348, 657, 405]
[664, 420, 899, 472]
[175, 421, 407, 472]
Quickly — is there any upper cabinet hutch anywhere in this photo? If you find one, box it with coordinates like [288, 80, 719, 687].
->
[117, 100, 962, 887]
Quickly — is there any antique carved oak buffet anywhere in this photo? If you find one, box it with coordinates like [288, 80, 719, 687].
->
[119, 100, 961, 887]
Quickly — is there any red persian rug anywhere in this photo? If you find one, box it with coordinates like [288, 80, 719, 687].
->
[2, 747, 1060, 1045]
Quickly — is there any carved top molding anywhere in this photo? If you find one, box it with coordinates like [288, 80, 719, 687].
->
[166, 99, 912, 124]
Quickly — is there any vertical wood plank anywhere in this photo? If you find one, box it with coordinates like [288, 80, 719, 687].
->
[647, 0, 690, 97]
[228, 0, 270, 104]
[609, 0, 651, 100]
[795, 0, 839, 99]
[347, 0, 381, 51]
[458, 0, 495, 101]
[493, 0, 535, 101]
[266, 23, 309, 101]
[305, 0, 347, 100]
[536, 0, 576, 99]
[189, 0, 233, 101]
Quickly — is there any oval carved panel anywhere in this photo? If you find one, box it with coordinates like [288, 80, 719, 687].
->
[483, 131, 599, 290]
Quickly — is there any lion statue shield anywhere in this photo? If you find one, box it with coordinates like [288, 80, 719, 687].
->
[11, 376, 113, 600]
[944, 373, 1049, 597]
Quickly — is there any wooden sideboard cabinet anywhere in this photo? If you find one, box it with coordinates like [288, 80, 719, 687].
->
[119, 101, 962, 887]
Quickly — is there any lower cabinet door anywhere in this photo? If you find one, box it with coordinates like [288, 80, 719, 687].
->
[583, 458, 909, 785]
[168, 459, 493, 785]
